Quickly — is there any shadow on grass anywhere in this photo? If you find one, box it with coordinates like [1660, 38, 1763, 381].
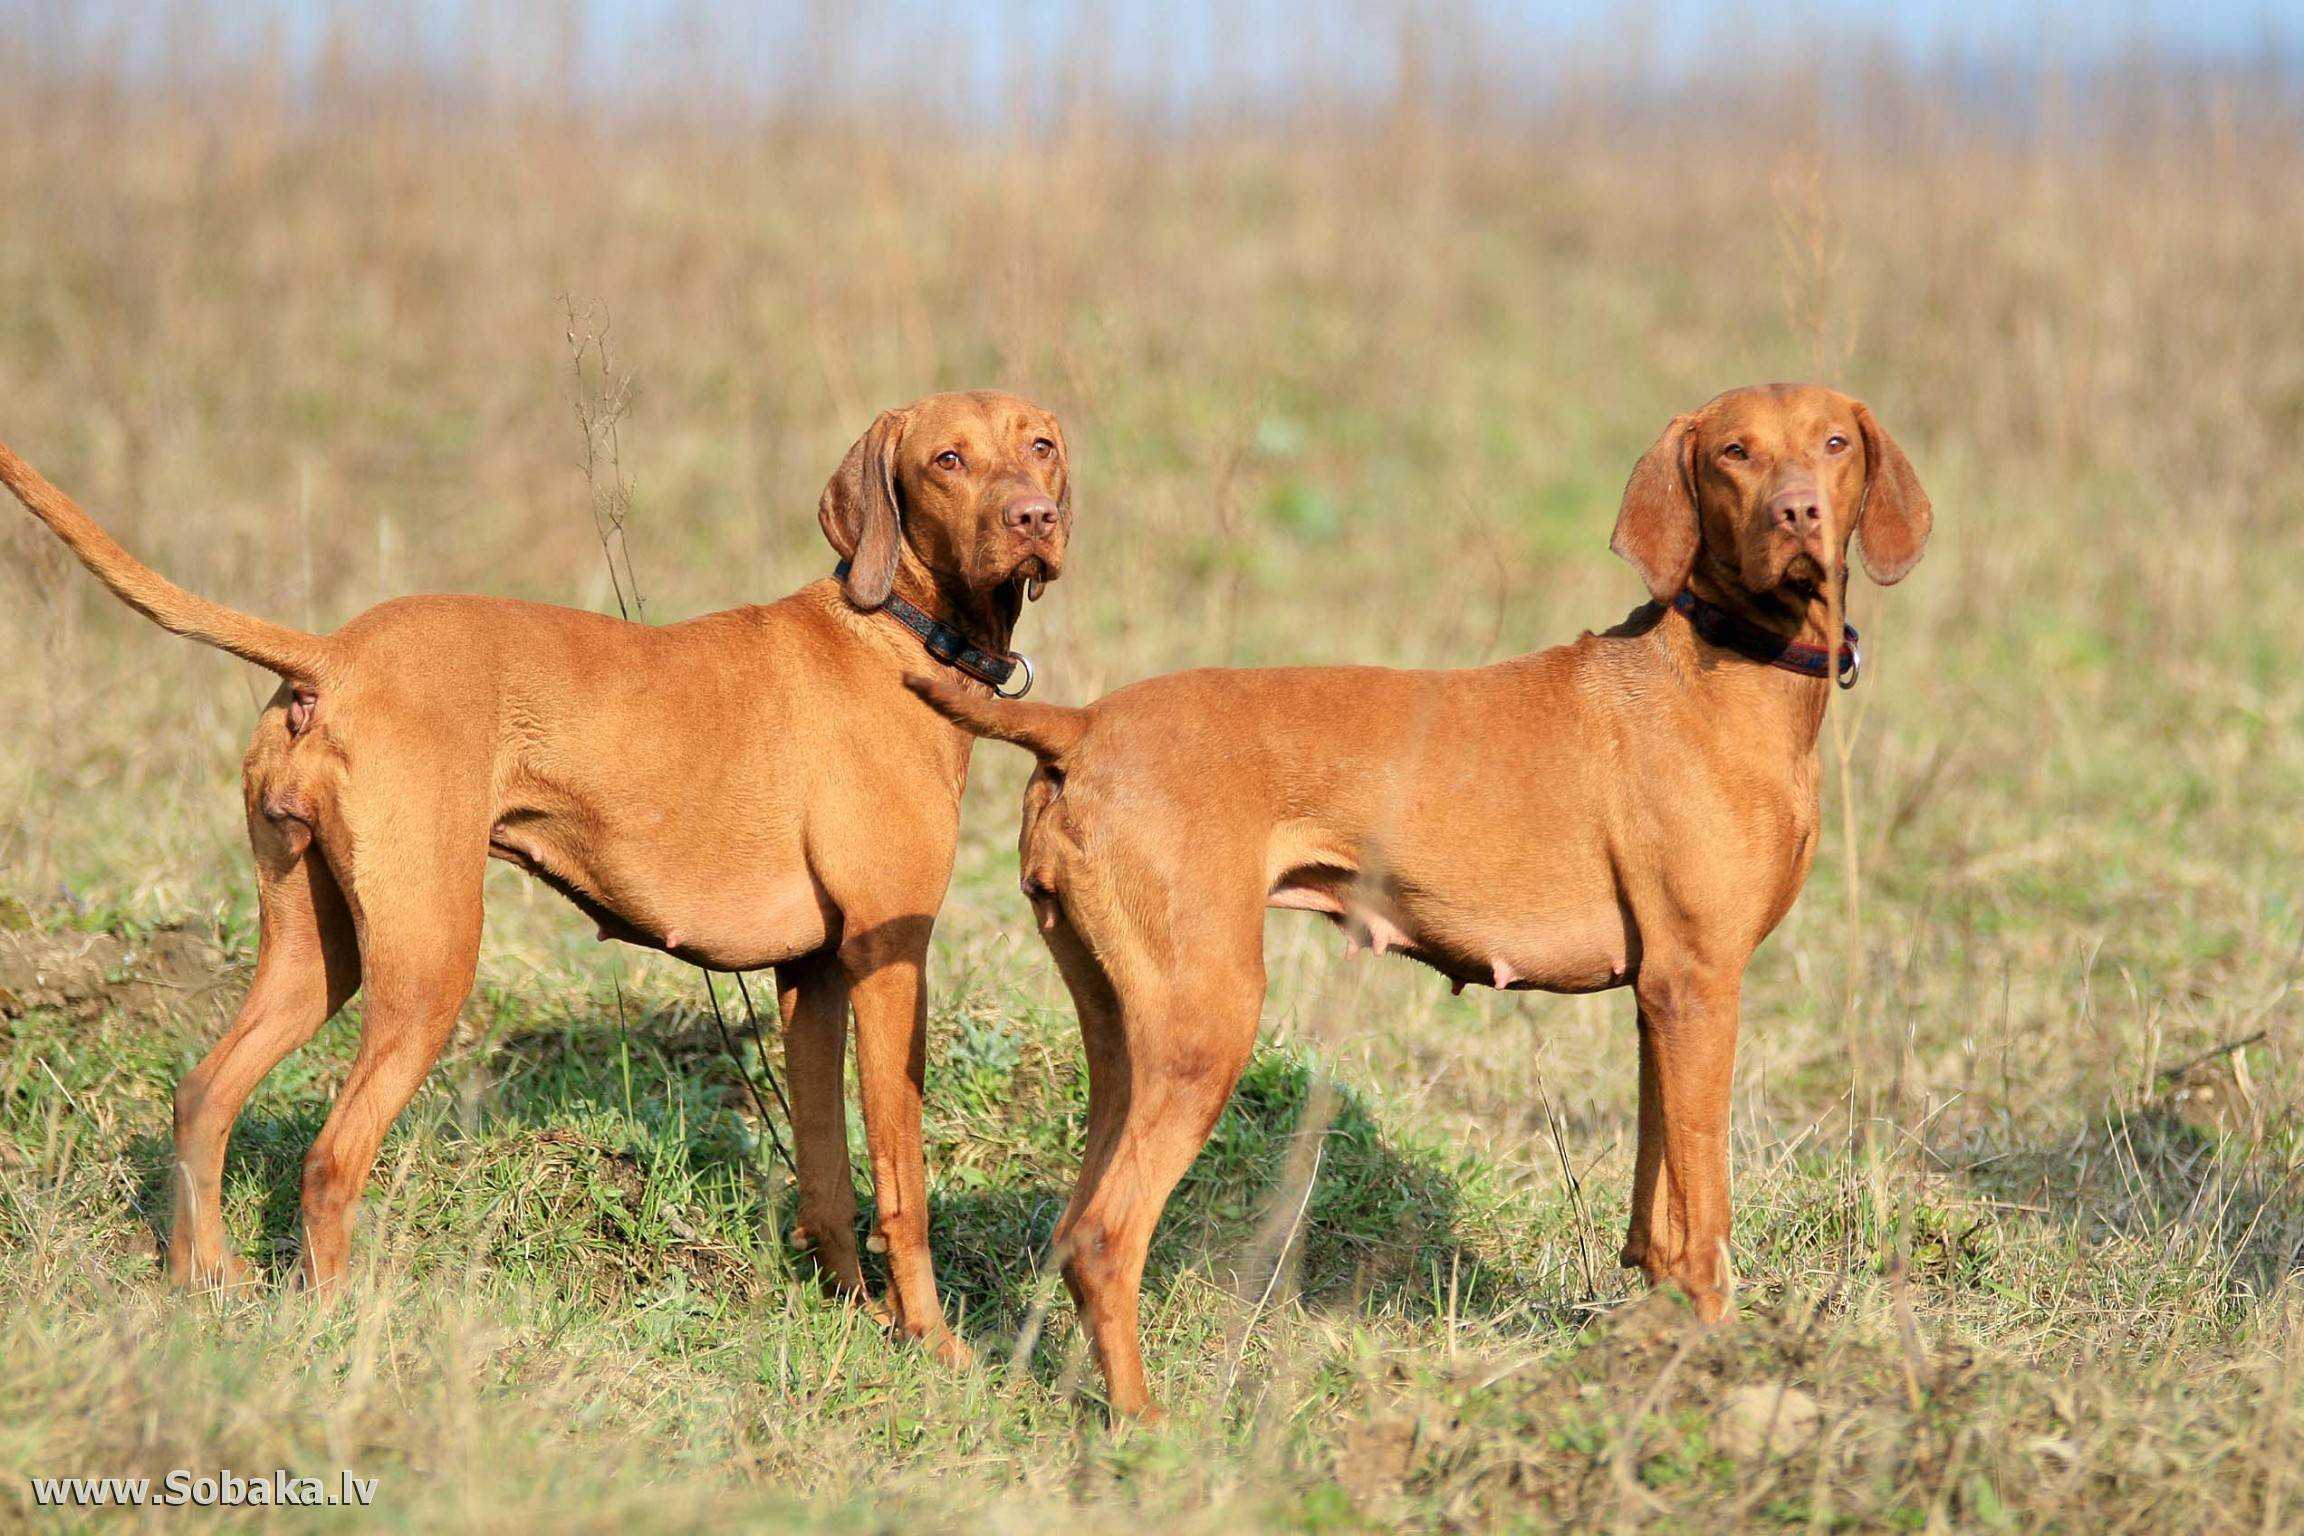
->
[126, 993, 1560, 1355]
[1957, 1096, 2304, 1305]
[929, 1048, 1554, 1348]
[128, 1106, 329, 1279]
[494, 1004, 1557, 1354]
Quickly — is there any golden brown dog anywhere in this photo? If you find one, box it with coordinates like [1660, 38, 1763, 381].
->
[1, 389, 1073, 1359]
[915, 383, 1930, 1416]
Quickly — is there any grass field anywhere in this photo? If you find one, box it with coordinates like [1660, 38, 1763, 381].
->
[3, 22, 2304, 1532]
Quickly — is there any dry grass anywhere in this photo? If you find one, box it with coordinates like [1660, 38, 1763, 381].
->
[3, 18, 2303, 1532]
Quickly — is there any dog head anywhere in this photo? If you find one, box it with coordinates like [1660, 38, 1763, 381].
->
[1611, 383, 1930, 613]
[818, 390, 1072, 613]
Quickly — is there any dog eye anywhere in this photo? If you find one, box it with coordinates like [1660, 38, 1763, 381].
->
[934, 450, 964, 471]
[1031, 438, 1056, 458]
[1825, 434, 1850, 453]
[1721, 443, 1748, 461]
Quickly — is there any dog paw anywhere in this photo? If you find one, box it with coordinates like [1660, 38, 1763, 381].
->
[166, 1247, 258, 1292]
[797, 1240, 876, 1303]
[921, 1328, 976, 1370]
[1683, 1284, 1733, 1325]
[1103, 1389, 1164, 1425]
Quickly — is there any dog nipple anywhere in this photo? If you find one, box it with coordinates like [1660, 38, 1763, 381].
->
[1361, 910, 1410, 957]
[1451, 978, 1466, 996]
[1492, 958, 1519, 989]
[663, 929, 684, 951]
[596, 927, 611, 942]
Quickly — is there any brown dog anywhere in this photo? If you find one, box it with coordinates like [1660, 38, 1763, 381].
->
[0, 389, 1073, 1358]
[914, 383, 1930, 1416]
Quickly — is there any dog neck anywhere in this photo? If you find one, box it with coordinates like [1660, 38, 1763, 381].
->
[895, 564, 1022, 662]
[1636, 574, 1847, 757]
[839, 558, 1024, 691]
[1685, 562, 1850, 660]
[1667, 592, 1855, 686]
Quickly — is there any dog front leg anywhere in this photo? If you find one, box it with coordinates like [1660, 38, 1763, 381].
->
[1620, 1003, 1670, 1276]
[842, 928, 970, 1366]
[775, 954, 879, 1309]
[1627, 958, 1744, 1322]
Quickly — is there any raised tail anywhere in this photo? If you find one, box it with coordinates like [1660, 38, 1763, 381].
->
[906, 672, 1089, 762]
[0, 438, 337, 681]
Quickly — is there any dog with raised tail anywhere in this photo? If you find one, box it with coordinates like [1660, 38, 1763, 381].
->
[4, 388, 1074, 1364]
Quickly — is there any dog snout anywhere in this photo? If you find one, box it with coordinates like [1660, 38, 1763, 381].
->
[1003, 496, 1061, 540]
[1767, 487, 1823, 536]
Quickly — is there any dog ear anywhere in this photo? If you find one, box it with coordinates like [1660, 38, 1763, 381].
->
[818, 408, 908, 610]
[1852, 402, 1931, 585]
[1026, 415, 1071, 605]
[1611, 413, 1699, 602]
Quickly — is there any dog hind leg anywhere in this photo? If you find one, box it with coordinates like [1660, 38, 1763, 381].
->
[293, 799, 488, 1294]
[1044, 889, 1264, 1420]
[168, 801, 360, 1288]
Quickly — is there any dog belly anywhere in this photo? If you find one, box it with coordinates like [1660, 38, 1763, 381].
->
[635, 870, 835, 971]
[1439, 910, 1633, 994]
[490, 829, 833, 971]
[1272, 870, 1632, 996]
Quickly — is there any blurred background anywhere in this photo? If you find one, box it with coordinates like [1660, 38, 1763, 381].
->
[2, 6, 2302, 1524]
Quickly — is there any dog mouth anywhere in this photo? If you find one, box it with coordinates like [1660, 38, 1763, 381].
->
[1777, 549, 1832, 597]
[1010, 551, 1059, 601]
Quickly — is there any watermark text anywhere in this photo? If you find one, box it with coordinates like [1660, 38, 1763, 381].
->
[28, 1469, 378, 1509]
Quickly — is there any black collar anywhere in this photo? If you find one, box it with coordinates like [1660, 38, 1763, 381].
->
[834, 560, 1029, 694]
[1667, 590, 1860, 687]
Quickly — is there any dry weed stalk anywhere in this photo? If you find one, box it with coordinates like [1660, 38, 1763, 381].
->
[563, 299, 797, 1185]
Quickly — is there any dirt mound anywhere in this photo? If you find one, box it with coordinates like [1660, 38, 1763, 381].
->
[0, 922, 237, 1024]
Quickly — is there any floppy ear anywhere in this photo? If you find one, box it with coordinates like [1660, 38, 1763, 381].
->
[818, 408, 908, 610]
[1853, 402, 1931, 585]
[1611, 413, 1699, 602]
[1026, 417, 1072, 605]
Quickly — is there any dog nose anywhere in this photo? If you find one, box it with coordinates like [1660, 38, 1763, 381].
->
[1768, 489, 1823, 532]
[1004, 496, 1060, 539]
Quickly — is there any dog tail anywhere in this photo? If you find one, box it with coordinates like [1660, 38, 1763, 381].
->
[906, 672, 1089, 762]
[0, 437, 338, 682]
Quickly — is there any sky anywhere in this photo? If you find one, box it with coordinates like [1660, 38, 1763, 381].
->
[13, 0, 2301, 115]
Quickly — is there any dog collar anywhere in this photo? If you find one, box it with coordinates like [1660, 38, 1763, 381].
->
[834, 560, 1033, 697]
[1670, 590, 1860, 688]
